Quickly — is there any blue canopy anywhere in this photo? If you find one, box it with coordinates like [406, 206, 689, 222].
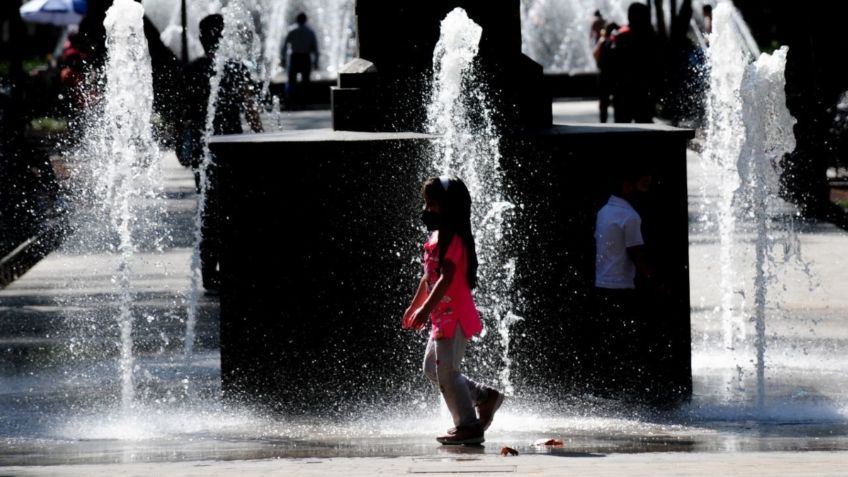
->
[20, 0, 88, 26]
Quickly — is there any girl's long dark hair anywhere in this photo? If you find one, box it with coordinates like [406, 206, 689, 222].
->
[422, 177, 478, 289]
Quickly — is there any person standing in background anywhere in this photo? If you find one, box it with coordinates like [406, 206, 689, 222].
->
[593, 20, 619, 123]
[178, 13, 263, 292]
[590, 10, 605, 46]
[281, 12, 319, 109]
[604, 2, 661, 123]
[593, 168, 656, 394]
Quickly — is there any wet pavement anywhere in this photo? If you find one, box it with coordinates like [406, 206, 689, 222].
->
[1, 101, 847, 474]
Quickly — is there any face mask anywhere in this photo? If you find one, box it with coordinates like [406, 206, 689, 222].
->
[421, 211, 441, 231]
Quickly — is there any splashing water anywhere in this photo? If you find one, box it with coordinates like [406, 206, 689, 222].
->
[426, 8, 522, 395]
[70, 0, 166, 409]
[701, 3, 805, 409]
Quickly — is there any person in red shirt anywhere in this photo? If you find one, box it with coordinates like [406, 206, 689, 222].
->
[403, 176, 504, 446]
[604, 2, 661, 123]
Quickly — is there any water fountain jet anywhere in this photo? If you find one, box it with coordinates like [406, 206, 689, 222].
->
[701, 3, 803, 411]
[425, 7, 521, 394]
[93, 0, 164, 409]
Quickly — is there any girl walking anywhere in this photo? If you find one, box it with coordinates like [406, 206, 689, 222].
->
[403, 176, 504, 445]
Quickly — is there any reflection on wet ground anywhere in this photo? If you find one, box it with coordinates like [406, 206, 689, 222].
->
[1, 424, 847, 466]
[2, 389, 848, 466]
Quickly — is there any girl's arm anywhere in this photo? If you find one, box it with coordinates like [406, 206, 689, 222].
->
[403, 274, 429, 325]
[409, 260, 455, 329]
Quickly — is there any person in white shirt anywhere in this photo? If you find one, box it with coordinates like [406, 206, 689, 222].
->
[281, 12, 319, 108]
[595, 175, 652, 290]
[592, 170, 654, 395]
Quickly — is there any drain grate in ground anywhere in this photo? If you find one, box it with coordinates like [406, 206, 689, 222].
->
[407, 464, 516, 474]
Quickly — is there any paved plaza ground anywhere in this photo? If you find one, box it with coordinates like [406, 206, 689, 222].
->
[1, 101, 847, 475]
[7, 451, 848, 476]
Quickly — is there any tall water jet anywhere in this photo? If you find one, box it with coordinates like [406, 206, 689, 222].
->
[702, 2, 799, 408]
[75, 0, 166, 409]
[426, 8, 521, 394]
[702, 1, 749, 363]
[739, 47, 796, 408]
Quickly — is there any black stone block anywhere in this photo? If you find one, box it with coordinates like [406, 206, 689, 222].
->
[209, 123, 693, 408]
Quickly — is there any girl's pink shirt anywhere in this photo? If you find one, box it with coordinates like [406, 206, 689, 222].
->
[423, 232, 482, 340]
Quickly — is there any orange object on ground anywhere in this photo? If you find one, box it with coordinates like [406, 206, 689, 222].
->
[533, 438, 565, 447]
[500, 447, 519, 456]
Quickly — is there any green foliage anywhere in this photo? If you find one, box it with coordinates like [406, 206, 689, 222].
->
[0, 56, 53, 83]
[29, 116, 68, 134]
[23, 56, 52, 75]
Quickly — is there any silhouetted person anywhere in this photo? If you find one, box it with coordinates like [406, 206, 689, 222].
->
[590, 10, 605, 46]
[593, 168, 655, 394]
[593, 21, 619, 123]
[179, 13, 264, 170]
[606, 2, 661, 123]
[178, 13, 263, 292]
[281, 12, 319, 109]
[702, 4, 713, 35]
